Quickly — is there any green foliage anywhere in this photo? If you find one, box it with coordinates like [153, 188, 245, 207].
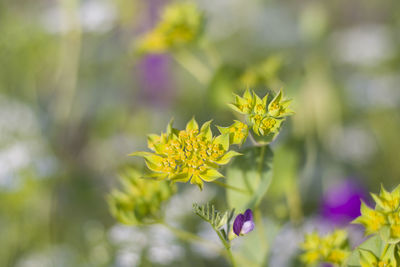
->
[226, 145, 273, 211]
[193, 203, 231, 230]
[192, 202, 235, 247]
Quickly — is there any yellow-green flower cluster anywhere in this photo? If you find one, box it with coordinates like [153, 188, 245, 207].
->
[217, 120, 249, 146]
[108, 168, 176, 225]
[359, 247, 397, 267]
[353, 185, 400, 243]
[137, 3, 204, 54]
[300, 230, 350, 266]
[130, 118, 241, 190]
[228, 89, 293, 141]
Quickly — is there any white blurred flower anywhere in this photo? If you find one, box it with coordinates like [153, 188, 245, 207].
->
[332, 24, 395, 66]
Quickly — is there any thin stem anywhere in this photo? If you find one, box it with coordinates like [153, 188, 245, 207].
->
[225, 246, 237, 267]
[215, 229, 236, 267]
[173, 50, 211, 85]
[257, 145, 266, 184]
[212, 180, 250, 194]
[380, 243, 389, 258]
[248, 132, 263, 147]
[160, 221, 241, 265]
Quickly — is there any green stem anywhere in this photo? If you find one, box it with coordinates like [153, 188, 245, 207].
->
[215, 229, 236, 267]
[256, 145, 266, 187]
[173, 50, 211, 85]
[212, 180, 250, 194]
[248, 132, 262, 147]
[160, 221, 240, 265]
[380, 243, 389, 259]
[226, 246, 236, 267]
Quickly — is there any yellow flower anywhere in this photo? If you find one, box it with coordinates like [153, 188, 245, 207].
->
[228, 89, 292, 142]
[371, 185, 400, 213]
[353, 201, 386, 235]
[267, 90, 294, 118]
[130, 118, 241, 190]
[217, 120, 249, 146]
[300, 230, 350, 266]
[228, 89, 255, 114]
[108, 168, 176, 225]
[137, 3, 204, 54]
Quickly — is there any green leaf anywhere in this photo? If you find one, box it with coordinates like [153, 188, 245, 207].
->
[235, 218, 280, 267]
[193, 203, 231, 231]
[346, 235, 383, 267]
[226, 145, 273, 211]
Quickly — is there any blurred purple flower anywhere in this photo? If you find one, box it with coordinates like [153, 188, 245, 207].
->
[139, 54, 173, 106]
[137, 0, 174, 107]
[233, 209, 255, 236]
[321, 179, 369, 225]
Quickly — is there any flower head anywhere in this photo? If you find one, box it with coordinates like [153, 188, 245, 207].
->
[137, 3, 204, 54]
[300, 230, 350, 266]
[130, 118, 241, 190]
[217, 120, 249, 146]
[228, 89, 293, 143]
[233, 209, 255, 236]
[108, 168, 176, 225]
[352, 184, 400, 242]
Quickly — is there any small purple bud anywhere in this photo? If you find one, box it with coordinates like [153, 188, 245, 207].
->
[233, 209, 255, 236]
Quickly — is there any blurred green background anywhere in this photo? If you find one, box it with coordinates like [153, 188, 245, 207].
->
[1, 0, 400, 266]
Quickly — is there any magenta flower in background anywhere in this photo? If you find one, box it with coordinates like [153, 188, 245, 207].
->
[137, 0, 174, 107]
[139, 54, 173, 107]
[321, 179, 369, 225]
[233, 209, 255, 236]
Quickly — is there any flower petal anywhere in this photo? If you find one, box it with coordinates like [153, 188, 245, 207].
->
[186, 117, 199, 131]
[213, 151, 241, 165]
[241, 221, 255, 234]
[244, 209, 253, 222]
[199, 169, 223, 182]
[233, 214, 245, 236]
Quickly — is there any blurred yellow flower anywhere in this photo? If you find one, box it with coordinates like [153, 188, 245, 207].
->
[300, 229, 350, 266]
[137, 3, 204, 54]
[108, 168, 176, 225]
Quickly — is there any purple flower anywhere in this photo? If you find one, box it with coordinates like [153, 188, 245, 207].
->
[233, 209, 255, 236]
[321, 179, 369, 225]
